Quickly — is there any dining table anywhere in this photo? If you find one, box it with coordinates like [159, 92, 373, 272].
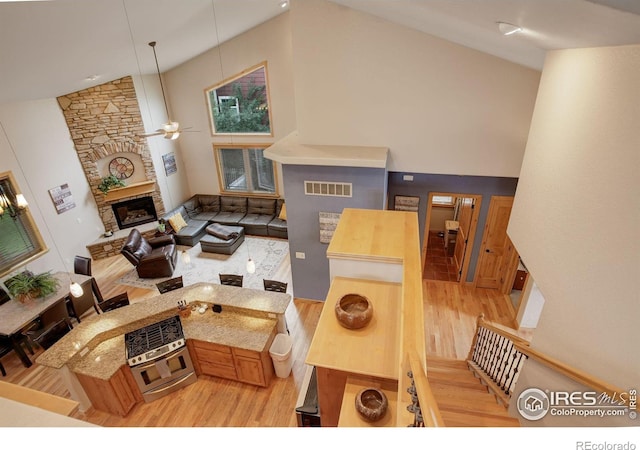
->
[0, 271, 91, 368]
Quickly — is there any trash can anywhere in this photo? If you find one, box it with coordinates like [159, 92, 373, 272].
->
[269, 333, 293, 378]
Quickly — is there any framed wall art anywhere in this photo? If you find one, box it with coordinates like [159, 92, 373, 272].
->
[319, 212, 341, 244]
[162, 153, 177, 176]
[48, 183, 76, 214]
[394, 195, 419, 212]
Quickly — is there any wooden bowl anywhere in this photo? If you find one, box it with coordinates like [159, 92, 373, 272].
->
[355, 388, 388, 422]
[334, 294, 373, 329]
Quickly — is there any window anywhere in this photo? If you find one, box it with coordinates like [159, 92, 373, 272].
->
[432, 195, 455, 206]
[0, 171, 47, 278]
[213, 145, 277, 195]
[205, 62, 273, 135]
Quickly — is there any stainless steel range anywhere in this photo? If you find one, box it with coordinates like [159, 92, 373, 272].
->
[125, 315, 196, 403]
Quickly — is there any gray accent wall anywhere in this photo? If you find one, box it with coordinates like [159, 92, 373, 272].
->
[283, 164, 387, 301]
[387, 172, 518, 282]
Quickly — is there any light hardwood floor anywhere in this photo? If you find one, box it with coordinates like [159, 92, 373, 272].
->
[0, 249, 519, 427]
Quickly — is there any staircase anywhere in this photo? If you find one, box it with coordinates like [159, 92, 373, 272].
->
[426, 356, 520, 427]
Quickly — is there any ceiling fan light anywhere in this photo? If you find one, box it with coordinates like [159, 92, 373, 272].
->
[162, 121, 180, 133]
[497, 21, 522, 36]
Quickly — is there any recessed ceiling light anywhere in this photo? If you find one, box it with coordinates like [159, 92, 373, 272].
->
[279, 1, 288, 8]
[85, 75, 99, 81]
[497, 21, 522, 36]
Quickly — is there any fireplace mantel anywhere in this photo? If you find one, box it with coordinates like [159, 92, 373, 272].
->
[103, 180, 156, 203]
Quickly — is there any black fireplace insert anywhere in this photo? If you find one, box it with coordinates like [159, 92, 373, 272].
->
[112, 197, 157, 229]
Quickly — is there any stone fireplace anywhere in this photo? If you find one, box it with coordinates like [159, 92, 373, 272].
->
[112, 196, 158, 230]
[57, 76, 166, 235]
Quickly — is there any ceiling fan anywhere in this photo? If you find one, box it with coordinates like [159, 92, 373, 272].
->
[142, 41, 195, 140]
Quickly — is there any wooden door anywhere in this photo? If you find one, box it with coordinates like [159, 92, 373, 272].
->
[453, 197, 474, 280]
[475, 196, 514, 289]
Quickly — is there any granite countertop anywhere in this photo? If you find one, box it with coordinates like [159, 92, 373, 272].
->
[37, 282, 290, 379]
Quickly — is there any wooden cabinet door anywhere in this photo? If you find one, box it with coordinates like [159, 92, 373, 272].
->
[190, 340, 237, 380]
[234, 355, 265, 386]
[475, 196, 514, 289]
[453, 197, 475, 279]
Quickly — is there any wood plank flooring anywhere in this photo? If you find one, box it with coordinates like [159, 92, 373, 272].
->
[0, 248, 519, 427]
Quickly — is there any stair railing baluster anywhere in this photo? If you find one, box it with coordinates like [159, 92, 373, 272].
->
[492, 336, 510, 385]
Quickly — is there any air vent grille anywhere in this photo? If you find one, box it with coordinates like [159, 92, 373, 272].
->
[304, 181, 352, 197]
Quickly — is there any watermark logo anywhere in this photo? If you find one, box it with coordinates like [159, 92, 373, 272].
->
[517, 387, 550, 421]
[517, 388, 637, 421]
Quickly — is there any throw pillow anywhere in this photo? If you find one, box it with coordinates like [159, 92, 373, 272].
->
[278, 203, 287, 221]
[168, 213, 188, 233]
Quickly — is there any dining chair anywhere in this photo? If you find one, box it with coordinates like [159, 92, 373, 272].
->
[0, 287, 10, 306]
[0, 335, 34, 376]
[263, 279, 289, 334]
[98, 292, 130, 313]
[23, 299, 74, 351]
[66, 278, 98, 323]
[263, 279, 288, 293]
[219, 274, 243, 287]
[156, 276, 184, 294]
[73, 255, 104, 312]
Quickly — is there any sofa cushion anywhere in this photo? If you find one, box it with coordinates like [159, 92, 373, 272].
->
[168, 212, 188, 232]
[220, 196, 247, 213]
[197, 195, 220, 212]
[214, 211, 246, 225]
[247, 198, 276, 215]
[182, 199, 200, 216]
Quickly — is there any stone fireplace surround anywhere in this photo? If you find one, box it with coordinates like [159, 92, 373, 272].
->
[57, 76, 167, 259]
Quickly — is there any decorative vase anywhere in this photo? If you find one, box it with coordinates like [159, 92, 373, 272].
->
[335, 294, 373, 329]
[355, 388, 388, 422]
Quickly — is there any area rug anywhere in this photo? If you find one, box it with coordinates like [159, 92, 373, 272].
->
[115, 236, 290, 292]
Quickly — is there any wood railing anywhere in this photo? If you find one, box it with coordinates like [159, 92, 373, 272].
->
[395, 215, 445, 426]
[467, 314, 624, 406]
[405, 351, 445, 427]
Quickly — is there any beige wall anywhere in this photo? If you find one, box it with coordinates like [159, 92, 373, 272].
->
[289, 0, 541, 177]
[0, 99, 105, 279]
[164, 12, 296, 196]
[509, 45, 640, 389]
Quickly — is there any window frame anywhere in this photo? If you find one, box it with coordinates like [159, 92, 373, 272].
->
[204, 61, 274, 137]
[212, 144, 279, 196]
[0, 171, 48, 278]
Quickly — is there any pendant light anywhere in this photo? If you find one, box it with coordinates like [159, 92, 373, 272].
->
[246, 240, 255, 274]
[70, 280, 84, 298]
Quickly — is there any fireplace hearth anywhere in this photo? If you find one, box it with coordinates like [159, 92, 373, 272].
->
[112, 197, 157, 230]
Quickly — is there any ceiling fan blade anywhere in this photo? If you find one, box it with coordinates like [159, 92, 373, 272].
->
[142, 131, 164, 137]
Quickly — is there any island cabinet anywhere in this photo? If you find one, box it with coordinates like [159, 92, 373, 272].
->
[75, 365, 143, 417]
[188, 337, 275, 387]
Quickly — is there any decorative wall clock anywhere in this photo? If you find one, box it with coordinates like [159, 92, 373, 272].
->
[108, 157, 135, 180]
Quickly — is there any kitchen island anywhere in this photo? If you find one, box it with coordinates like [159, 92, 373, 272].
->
[36, 282, 291, 416]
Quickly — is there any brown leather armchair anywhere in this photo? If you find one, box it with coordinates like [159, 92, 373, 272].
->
[121, 229, 178, 278]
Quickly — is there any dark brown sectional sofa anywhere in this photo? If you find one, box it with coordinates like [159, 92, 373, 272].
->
[160, 194, 287, 246]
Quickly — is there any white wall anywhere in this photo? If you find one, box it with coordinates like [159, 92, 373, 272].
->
[164, 12, 297, 197]
[509, 44, 640, 388]
[289, 0, 541, 177]
[0, 99, 105, 277]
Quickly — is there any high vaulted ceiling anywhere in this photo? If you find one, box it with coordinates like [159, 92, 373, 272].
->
[1, 0, 639, 105]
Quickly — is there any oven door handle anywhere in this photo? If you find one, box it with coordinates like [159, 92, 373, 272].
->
[135, 347, 186, 371]
[147, 373, 194, 394]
